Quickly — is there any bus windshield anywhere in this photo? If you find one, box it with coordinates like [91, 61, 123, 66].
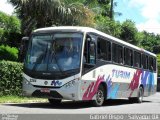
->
[24, 32, 83, 76]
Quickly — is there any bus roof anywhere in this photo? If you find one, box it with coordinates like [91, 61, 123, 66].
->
[34, 26, 156, 57]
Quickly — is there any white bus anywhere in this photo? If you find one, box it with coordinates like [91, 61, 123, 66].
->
[23, 26, 157, 106]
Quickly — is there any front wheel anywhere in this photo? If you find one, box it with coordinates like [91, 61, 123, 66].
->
[92, 85, 105, 107]
[48, 99, 62, 105]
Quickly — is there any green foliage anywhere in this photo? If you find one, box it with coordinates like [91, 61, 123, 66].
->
[9, 0, 95, 35]
[153, 45, 160, 54]
[0, 96, 47, 103]
[0, 11, 9, 27]
[0, 28, 4, 38]
[6, 16, 21, 33]
[139, 32, 160, 52]
[0, 45, 19, 61]
[120, 20, 138, 45]
[95, 15, 121, 38]
[0, 11, 21, 33]
[0, 11, 21, 47]
[0, 60, 23, 96]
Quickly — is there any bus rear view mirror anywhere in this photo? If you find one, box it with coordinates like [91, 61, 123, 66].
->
[22, 37, 29, 48]
[19, 37, 29, 62]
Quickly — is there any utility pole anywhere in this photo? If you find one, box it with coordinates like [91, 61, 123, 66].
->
[110, 0, 114, 20]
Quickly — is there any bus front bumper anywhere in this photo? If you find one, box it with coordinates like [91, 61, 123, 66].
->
[22, 77, 81, 101]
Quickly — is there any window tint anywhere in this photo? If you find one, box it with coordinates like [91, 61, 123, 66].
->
[149, 57, 155, 71]
[83, 36, 97, 73]
[142, 54, 148, 69]
[112, 43, 123, 64]
[84, 41, 88, 63]
[97, 38, 111, 61]
[153, 58, 156, 71]
[84, 36, 96, 65]
[134, 51, 141, 68]
[89, 42, 96, 64]
[124, 48, 133, 66]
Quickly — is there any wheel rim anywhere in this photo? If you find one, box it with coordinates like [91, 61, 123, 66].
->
[139, 88, 143, 102]
[96, 89, 104, 104]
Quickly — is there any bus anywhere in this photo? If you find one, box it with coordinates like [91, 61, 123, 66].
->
[23, 26, 157, 106]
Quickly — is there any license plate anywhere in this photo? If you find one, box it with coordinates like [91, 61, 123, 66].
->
[40, 88, 50, 93]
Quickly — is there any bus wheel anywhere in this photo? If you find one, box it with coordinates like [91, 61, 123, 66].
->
[48, 99, 62, 105]
[136, 86, 144, 103]
[92, 85, 105, 107]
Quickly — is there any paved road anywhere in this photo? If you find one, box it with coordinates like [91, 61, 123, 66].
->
[0, 93, 160, 114]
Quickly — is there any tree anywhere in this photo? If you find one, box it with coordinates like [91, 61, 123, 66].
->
[95, 15, 121, 38]
[0, 11, 21, 33]
[8, 0, 95, 35]
[0, 11, 21, 47]
[139, 31, 159, 52]
[120, 20, 138, 45]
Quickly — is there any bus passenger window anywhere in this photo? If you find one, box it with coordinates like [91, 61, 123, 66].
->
[142, 54, 148, 69]
[153, 58, 156, 71]
[134, 51, 141, 68]
[112, 43, 123, 64]
[149, 57, 154, 71]
[83, 37, 96, 66]
[124, 48, 133, 66]
[97, 38, 111, 61]
[89, 43, 96, 64]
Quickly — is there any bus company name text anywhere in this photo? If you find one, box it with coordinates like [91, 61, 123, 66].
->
[112, 69, 131, 79]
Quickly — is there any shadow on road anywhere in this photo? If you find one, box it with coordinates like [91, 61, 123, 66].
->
[4, 99, 151, 109]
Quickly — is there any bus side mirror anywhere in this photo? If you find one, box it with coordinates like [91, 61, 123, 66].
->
[21, 37, 29, 50]
[19, 37, 29, 62]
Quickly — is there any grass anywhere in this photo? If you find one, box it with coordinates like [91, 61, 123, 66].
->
[0, 96, 47, 103]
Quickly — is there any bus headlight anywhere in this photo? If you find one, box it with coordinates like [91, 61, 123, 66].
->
[65, 80, 76, 88]
[23, 77, 30, 85]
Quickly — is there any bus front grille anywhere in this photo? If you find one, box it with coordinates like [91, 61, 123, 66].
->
[32, 90, 63, 99]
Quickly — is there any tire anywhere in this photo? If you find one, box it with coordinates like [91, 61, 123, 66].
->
[128, 86, 144, 103]
[48, 99, 62, 105]
[136, 86, 144, 103]
[92, 85, 105, 107]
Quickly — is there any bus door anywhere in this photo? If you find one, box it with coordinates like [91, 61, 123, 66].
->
[83, 35, 96, 73]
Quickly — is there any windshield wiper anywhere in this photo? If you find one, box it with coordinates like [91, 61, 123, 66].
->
[50, 41, 67, 76]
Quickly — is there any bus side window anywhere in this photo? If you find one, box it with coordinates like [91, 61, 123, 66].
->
[153, 58, 156, 72]
[112, 43, 123, 64]
[83, 36, 96, 71]
[124, 48, 133, 66]
[149, 57, 154, 71]
[142, 54, 148, 69]
[134, 51, 141, 68]
[83, 41, 88, 63]
[89, 42, 96, 64]
[97, 38, 111, 61]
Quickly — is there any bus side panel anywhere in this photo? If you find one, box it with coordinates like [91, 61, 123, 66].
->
[80, 65, 157, 101]
[143, 71, 157, 97]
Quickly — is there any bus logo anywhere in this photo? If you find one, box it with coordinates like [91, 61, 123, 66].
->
[44, 81, 48, 85]
[51, 80, 62, 86]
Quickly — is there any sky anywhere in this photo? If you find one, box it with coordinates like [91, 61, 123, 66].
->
[0, 0, 160, 34]
[115, 0, 160, 34]
[0, 0, 14, 15]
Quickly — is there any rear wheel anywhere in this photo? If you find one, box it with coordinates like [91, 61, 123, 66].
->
[136, 86, 144, 103]
[129, 86, 144, 103]
[92, 85, 105, 107]
[48, 99, 62, 105]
